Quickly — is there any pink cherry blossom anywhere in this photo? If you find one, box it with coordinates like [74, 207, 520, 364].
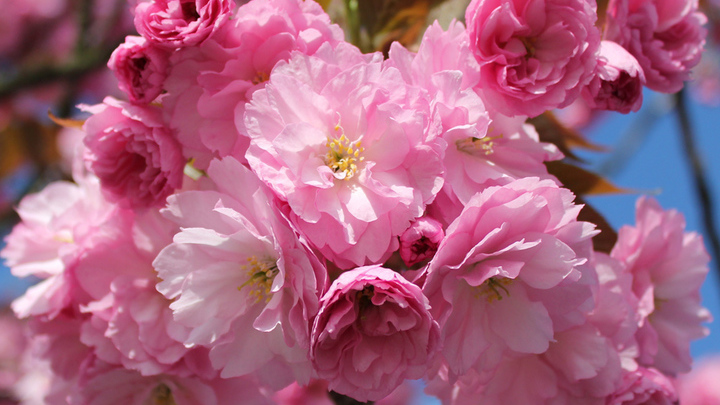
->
[108, 35, 171, 104]
[162, 0, 344, 169]
[310, 266, 440, 402]
[676, 355, 720, 405]
[2, 175, 118, 320]
[466, 0, 601, 117]
[71, 357, 272, 405]
[153, 157, 326, 386]
[399, 216, 444, 268]
[134, 0, 236, 48]
[604, 0, 707, 93]
[607, 367, 678, 405]
[423, 177, 597, 377]
[388, 21, 562, 221]
[611, 196, 711, 375]
[583, 40, 645, 114]
[82, 97, 185, 209]
[245, 42, 444, 268]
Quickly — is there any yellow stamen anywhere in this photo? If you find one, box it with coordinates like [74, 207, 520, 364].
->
[455, 134, 503, 156]
[238, 256, 279, 304]
[150, 384, 177, 405]
[478, 277, 512, 303]
[325, 122, 365, 180]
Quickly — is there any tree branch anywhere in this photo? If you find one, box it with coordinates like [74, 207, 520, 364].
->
[674, 88, 720, 284]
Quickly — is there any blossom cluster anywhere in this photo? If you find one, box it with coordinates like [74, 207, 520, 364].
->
[2, 0, 712, 404]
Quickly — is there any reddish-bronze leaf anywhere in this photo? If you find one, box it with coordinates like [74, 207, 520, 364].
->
[48, 110, 85, 129]
[530, 112, 605, 162]
[576, 196, 618, 253]
[546, 161, 627, 196]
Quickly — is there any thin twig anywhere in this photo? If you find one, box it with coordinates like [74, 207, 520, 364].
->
[674, 88, 720, 282]
[329, 391, 374, 405]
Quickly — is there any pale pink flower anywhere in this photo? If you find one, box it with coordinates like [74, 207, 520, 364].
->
[607, 367, 678, 405]
[162, 0, 344, 169]
[611, 196, 711, 375]
[389, 21, 562, 218]
[466, 0, 601, 117]
[583, 40, 645, 113]
[399, 216, 444, 268]
[134, 0, 235, 48]
[245, 43, 444, 268]
[71, 358, 272, 405]
[676, 355, 720, 405]
[1, 175, 118, 319]
[604, 0, 707, 93]
[154, 157, 325, 386]
[423, 178, 597, 377]
[108, 35, 170, 104]
[79, 276, 190, 376]
[310, 266, 440, 402]
[82, 97, 185, 209]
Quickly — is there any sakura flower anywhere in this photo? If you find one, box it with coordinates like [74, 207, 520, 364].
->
[134, 0, 236, 48]
[607, 367, 678, 405]
[466, 0, 601, 117]
[389, 21, 562, 219]
[1, 175, 118, 319]
[163, 0, 344, 168]
[611, 196, 711, 375]
[676, 355, 720, 405]
[399, 216, 444, 268]
[82, 97, 185, 209]
[310, 266, 440, 402]
[583, 40, 645, 114]
[245, 42, 444, 268]
[153, 157, 326, 386]
[423, 177, 597, 377]
[605, 0, 707, 93]
[108, 35, 171, 104]
[71, 358, 272, 405]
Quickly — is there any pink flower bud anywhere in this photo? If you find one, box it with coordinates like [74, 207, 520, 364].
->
[399, 217, 444, 267]
[584, 41, 645, 114]
[108, 36, 170, 104]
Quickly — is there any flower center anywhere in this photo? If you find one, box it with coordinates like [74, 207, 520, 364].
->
[179, 1, 200, 21]
[478, 277, 512, 303]
[252, 71, 269, 85]
[150, 383, 176, 405]
[325, 120, 364, 180]
[455, 135, 502, 156]
[239, 256, 279, 303]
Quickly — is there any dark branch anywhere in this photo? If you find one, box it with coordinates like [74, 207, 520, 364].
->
[674, 88, 720, 284]
[329, 391, 374, 405]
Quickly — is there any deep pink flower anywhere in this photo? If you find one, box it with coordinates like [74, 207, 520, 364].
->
[245, 43, 444, 268]
[466, 0, 601, 117]
[607, 367, 678, 405]
[399, 216, 444, 267]
[108, 35, 170, 104]
[154, 157, 326, 386]
[310, 266, 440, 402]
[134, 0, 235, 48]
[423, 178, 597, 377]
[82, 97, 185, 209]
[676, 355, 720, 405]
[611, 197, 711, 375]
[605, 0, 707, 93]
[583, 40, 645, 114]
